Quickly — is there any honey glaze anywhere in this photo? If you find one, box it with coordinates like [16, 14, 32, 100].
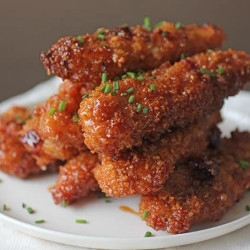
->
[119, 205, 139, 216]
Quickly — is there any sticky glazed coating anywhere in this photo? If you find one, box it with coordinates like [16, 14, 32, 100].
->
[41, 22, 225, 86]
[94, 112, 221, 197]
[79, 49, 250, 154]
[21, 80, 87, 166]
[139, 131, 250, 234]
[0, 107, 40, 178]
[51, 152, 99, 205]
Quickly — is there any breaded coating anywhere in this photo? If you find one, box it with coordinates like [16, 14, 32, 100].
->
[41, 22, 225, 86]
[79, 49, 250, 154]
[51, 152, 99, 205]
[139, 131, 250, 234]
[94, 112, 221, 197]
[21, 80, 87, 166]
[0, 107, 40, 178]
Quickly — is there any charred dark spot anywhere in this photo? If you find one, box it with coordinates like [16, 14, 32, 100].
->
[209, 126, 221, 149]
[62, 60, 68, 68]
[101, 62, 106, 70]
[21, 130, 40, 148]
[111, 26, 132, 38]
[189, 157, 219, 180]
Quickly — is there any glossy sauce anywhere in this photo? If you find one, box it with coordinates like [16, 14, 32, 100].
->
[119, 205, 139, 216]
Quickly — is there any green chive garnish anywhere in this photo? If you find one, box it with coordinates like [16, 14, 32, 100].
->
[48, 107, 56, 115]
[111, 91, 117, 95]
[126, 87, 134, 93]
[128, 95, 135, 103]
[27, 207, 34, 214]
[154, 21, 163, 28]
[3, 204, 7, 211]
[136, 104, 143, 113]
[175, 22, 182, 29]
[72, 116, 79, 123]
[102, 72, 108, 83]
[162, 31, 167, 37]
[105, 199, 111, 203]
[35, 219, 45, 224]
[121, 74, 127, 79]
[75, 219, 87, 224]
[200, 68, 216, 78]
[150, 84, 156, 92]
[121, 92, 128, 96]
[143, 17, 151, 31]
[143, 107, 149, 114]
[207, 49, 214, 53]
[0, 179, 2, 183]
[61, 198, 67, 208]
[77, 35, 84, 43]
[144, 231, 152, 237]
[100, 85, 106, 92]
[101, 42, 107, 47]
[82, 94, 89, 99]
[22, 203, 26, 208]
[58, 101, 67, 111]
[216, 67, 225, 74]
[14, 115, 21, 121]
[98, 31, 105, 40]
[114, 76, 120, 81]
[239, 160, 250, 170]
[246, 205, 250, 212]
[104, 84, 111, 93]
[127, 72, 136, 79]
[150, 75, 156, 79]
[142, 210, 148, 220]
[113, 81, 120, 90]
[137, 75, 144, 81]
[180, 53, 186, 59]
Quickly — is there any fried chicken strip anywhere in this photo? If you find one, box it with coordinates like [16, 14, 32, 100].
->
[139, 131, 250, 234]
[79, 49, 250, 154]
[41, 22, 225, 86]
[21, 80, 87, 166]
[94, 112, 221, 197]
[51, 151, 99, 205]
[0, 107, 40, 178]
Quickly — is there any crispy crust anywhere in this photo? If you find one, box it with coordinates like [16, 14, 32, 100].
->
[139, 131, 250, 234]
[41, 22, 225, 86]
[51, 152, 99, 205]
[79, 49, 250, 154]
[94, 112, 221, 197]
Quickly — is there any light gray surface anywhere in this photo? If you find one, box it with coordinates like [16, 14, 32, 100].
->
[0, 0, 250, 101]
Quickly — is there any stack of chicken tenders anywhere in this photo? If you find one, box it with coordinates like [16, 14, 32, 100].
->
[0, 20, 250, 234]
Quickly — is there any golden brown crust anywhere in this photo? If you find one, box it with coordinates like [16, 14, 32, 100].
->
[79, 49, 250, 154]
[94, 112, 221, 197]
[139, 131, 250, 234]
[0, 107, 40, 178]
[51, 152, 99, 205]
[41, 22, 225, 86]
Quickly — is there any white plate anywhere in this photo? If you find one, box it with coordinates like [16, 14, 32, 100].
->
[0, 78, 249, 249]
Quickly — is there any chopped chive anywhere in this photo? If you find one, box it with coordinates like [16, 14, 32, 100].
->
[35, 219, 45, 224]
[27, 207, 34, 214]
[175, 22, 182, 29]
[239, 160, 250, 170]
[76, 219, 87, 224]
[137, 69, 145, 74]
[100, 85, 106, 92]
[128, 95, 135, 103]
[122, 23, 128, 27]
[61, 198, 67, 208]
[142, 210, 148, 220]
[207, 49, 214, 53]
[121, 92, 128, 96]
[14, 115, 21, 121]
[150, 75, 156, 79]
[82, 94, 89, 99]
[0, 179, 2, 183]
[22, 203, 26, 208]
[102, 72, 108, 83]
[105, 199, 111, 203]
[137, 75, 144, 81]
[126, 87, 134, 93]
[111, 91, 117, 95]
[216, 67, 225, 75]
[154, 21, 163, 28]
[150, 84, 156, 92]
[113, 81, 120, 90]
[104, 84, 111, 93]
[48, 107, 56, 115]
[101, 42, 107, 47]
[58, 101, 67, 111]
[180, 53, 186, 59]
[3, 204, 7, 211]
[98, 31, 106, 40]
[77, 35, 84, 43]
[143, 107, 149, 114]
[162, 31, 167, 37]
[246, 205, 250, 212]
[127, 72, 136, 79]
[72, 116, 79, 123]
[200, 68, 216, 78]
[143, 17, 151, 31]
[121, 74, 127, 79]
[114, 76, 120, 81]
[144, 231, 152, 237]
[136, 104, 143, 113]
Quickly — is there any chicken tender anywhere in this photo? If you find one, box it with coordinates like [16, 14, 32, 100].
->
[51, 152, 99, 205]
[41, 22, 225, 86]
[94, 112, 221, 197]
[139, 131, 250, 234]
[79, 49, 250, 154]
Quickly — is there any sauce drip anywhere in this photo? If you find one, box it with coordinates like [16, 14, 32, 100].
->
[119, 205, 139, 216]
